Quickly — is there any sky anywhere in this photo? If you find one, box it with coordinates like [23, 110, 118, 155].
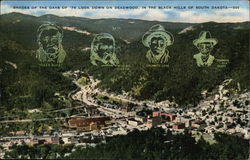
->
[1, 0, 249, 23]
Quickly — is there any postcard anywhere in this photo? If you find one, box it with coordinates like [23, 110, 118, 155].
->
[0, 0, 249, 159]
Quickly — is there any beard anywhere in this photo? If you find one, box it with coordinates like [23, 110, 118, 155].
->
[151, 47, 165, 55]
[42, 45, 60, 62]
[102, 51, 113, 60]
[44, 44, 59, 53]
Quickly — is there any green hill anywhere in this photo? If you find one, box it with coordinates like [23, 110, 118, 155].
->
[0, 12, 249, 110]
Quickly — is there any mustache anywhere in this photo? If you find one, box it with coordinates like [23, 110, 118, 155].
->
[43, 46, 60, 53]
[103, 52, 113, 57]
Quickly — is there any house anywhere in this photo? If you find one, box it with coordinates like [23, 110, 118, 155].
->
[173, 123, 185, 130]
[30, 139, 39, 145]
[68, 137, 79, 144]
[50, 136, 60, 144]
[135, 116, 147, 123]
[152, 111, 161, 117]
[161, 113, 176, 122]
[175, 116, 193, 127]
[191, 120, 205, 128]
[128, 119, 141, 126]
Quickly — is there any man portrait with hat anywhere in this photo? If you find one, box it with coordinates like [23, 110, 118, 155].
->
[142, 24, 174, 64]
[193, 31, 218, 67]
[90, 33, 119, 66]
[36, 23, 66, 67]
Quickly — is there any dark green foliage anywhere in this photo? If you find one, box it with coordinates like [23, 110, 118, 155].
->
[0, 40, 73, 110]
[66, 128, 249, 160]
[4, 144, 74, 159]
[3, 128, 249, 159]
[90, 22, 249, 105]
[0, 13, 249, 107]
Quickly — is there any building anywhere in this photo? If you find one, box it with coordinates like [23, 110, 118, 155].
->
[68, 137, 79, 144]
[147, 117, 162, 128]
[30, 139, 40, 145]
[44, 136, 60, 145]
[173, 123, 185, 130]
[152, 111, 176, 122]
[84, 106, 99, 116]
[121, 106, 131, 112]
[30, 136, 60, 145]
[175, 116, 193, 127]
[128, 119, 142, 126]
[68, 117, 110, 131]
[135, 116, 147, 123]
[161, 113, 176, 122]
[191, 120, 205, 128]
[51, 136, 60, 144]
[152, 111, 161, 117]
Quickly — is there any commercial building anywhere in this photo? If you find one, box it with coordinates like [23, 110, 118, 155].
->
[68, 117, 111, 131]
[152, 111, 176, 122]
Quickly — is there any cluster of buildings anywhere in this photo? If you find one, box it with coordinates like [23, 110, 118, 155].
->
[195, 91, 250, 139]
[0, 73, 249, 158]
[82, 85, 249, 141]
[123, 91, 249, 140]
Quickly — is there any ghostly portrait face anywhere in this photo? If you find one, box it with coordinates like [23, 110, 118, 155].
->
[36, 24, 66, 67]
[142, 24, 174, 64]
[193, 31, 218, 67]
[96, 38, 114, 61]
[197, 42, 214, 55]
[149, 36, 167, 55]
[40, 28, 61, 55]
[90, 33, 119, 66]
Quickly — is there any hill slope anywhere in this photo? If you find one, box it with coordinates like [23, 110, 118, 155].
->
[0, 12, 249, 108]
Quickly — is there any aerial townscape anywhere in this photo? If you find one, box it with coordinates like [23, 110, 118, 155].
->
[0, 70, 249, 159]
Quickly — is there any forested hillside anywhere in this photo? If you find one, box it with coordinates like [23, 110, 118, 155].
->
[0, 12, 249, 110]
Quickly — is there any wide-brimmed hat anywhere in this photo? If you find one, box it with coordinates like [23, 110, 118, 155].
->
[193, 31, 218, 47]
[142, 24, 174, 47]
